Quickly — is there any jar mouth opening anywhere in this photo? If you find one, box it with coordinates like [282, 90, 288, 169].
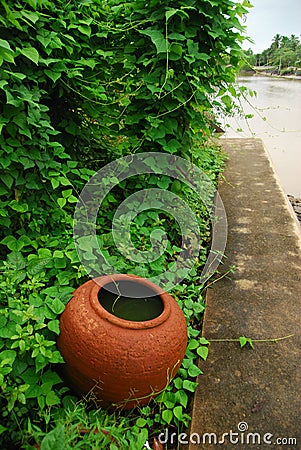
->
[89, 275, 171, 329]
[98, 280, 164, 322]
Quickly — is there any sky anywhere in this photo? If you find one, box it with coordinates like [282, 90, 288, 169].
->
[242, 0, 301, 53]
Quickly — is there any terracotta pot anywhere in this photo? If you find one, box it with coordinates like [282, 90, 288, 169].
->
[57, 274, 187, 409]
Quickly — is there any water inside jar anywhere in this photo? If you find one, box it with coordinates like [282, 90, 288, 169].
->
[98, 280, 164, 322]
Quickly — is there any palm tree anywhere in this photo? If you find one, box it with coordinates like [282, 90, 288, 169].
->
[280, 35, 290, 48]
[289, 34, 300, 51]
[272, 34, 281, 50]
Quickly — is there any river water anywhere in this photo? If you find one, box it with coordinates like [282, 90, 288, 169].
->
[222, 75, 301, 197]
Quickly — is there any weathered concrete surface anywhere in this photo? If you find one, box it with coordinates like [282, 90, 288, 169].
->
[187, 139, 301, 450]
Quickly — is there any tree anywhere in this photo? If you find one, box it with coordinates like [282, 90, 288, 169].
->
[276, 48, 295, 68]
[288, 34, 300, 51]
[271, 34, 281, 50]
[256, 34, 301, 72]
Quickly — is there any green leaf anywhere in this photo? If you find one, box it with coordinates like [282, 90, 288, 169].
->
[221, 94, 233, 110]
[188, 364, 202, 377]
[140, 29, 167, 54]
[174, 390, 188, 408]
[46, 391, 60, 406]
[45, 70, 61, 83]
[0, 48, 15, 63]
[239, 336, 247, 348]
[166, 9, 178, 21]
[156, 176, 171, 189]
[41, 425, 66, 450]
[150, 229, 166, 241]
[0, 425, 7, 436]
[136, 428, 148, 449]
[62, 189, 72, 198]
[57, 198, 66, 208]
[19, 235, 32, 247]
[9, 200, 28, 213]
[197, 345, 209, 360]
[0, 39, 12, 51]
[0, 80, 8, 91]
[19, 47, 39, 65]
[7, 252, 26, 270]
[22, 11, 39, 24]
[6, 71, 26, 80]
[38, 395, 45, 409]
[19, 156, 34, 168]
[2, 173, 14, 189]
[187, 339, 199, 350]
[1, 235, 17, 251]
[68, 195, 78, 203]
[239, 336, 254, 349]
[173, 377, 183, 390]
[38, 248, 52, 258]
[48, 320, 60, 335]
[187, 39, 199, 57]
[27, 258, 52, 275]
[0, 322, 16, 339]
[29, 294, 43, 307]
[42, 370, 62, 386]
[182, 380, 198, 392]
[35, 354, 47, 372]
[78, 25, 91, 37]
[46, 298, 65, 315]
[77, 235, 97, 252]
[135, 418, 147, 427]
[5, 90, 21, 106]
[207, 30, 220, 39]
[162, 409, 173, 424]
[168, 32, 186, 41]
[170, 44, 182, 58]
[51, 178, 60, 189]
[0, 350, 17, 366]
[163, 399, 175, 409]
[37, 34, 52, 48]
[19, 340, 26, 352]
[24, 384, 41, 399]
[41, 381, 52, 395]
[247, 338, 254, 349]
[49, 351, 64, 364]
[198, 53, 210, 61]
[173, 405, 183, 420]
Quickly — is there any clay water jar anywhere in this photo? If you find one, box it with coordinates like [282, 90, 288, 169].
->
[57, 274, 187, 409]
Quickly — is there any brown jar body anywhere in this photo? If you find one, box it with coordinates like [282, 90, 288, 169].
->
[57, 274, 187, 409]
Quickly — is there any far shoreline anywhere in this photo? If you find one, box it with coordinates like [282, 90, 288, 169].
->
[240, 69, 301, 81]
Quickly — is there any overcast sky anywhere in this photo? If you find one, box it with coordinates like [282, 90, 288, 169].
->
[242, 0, 301, 53]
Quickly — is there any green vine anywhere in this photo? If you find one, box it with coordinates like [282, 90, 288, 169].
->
[0, 0, 251, 448]
[208, 333, 295, 349]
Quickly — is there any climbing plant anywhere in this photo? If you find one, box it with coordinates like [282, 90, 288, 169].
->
[0, 0, 251, 448]
[97, 0, 251, 156]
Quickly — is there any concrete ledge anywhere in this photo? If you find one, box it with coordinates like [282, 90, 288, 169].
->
[187, 139, 301, 450]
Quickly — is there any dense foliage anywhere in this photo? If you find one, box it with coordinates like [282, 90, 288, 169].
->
[0, 0, 250, 448]
[243, 34, 301, 75]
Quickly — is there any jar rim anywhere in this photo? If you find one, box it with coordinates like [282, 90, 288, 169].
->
[89, 274, 171, 329]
